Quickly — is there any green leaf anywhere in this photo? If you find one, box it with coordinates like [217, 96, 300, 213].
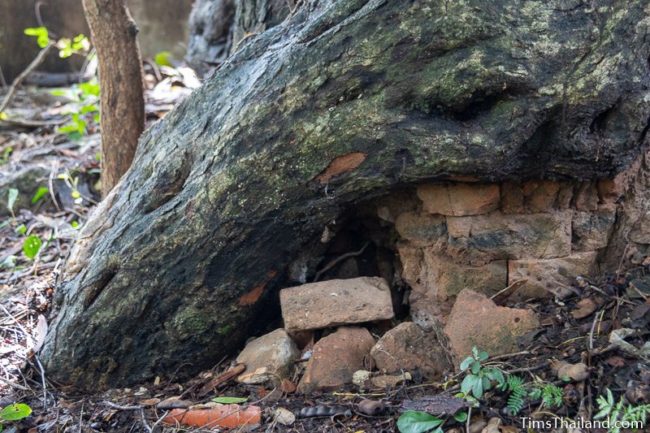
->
[482, 376, 491, 391]
[7, 188, 18, 214]
[461, 375, 476, 396]
[478, 350, 489, 361]
[472, 376, 484, 399]
[154, 51, 173, 67]
[80, 104, 99, 114]
[453, 411, 468, 423]
[24, 27, 49, 48]
[396, 411, 443, 433]
[22, 235, 42, 259]
[79, 81, 100, 97]
[31, 186, 49, 204]
[470, 360, 481, 374]
[0, 403, 32, 421]
[15, 224, 27, 235]
[459, 356, 473, 372]
[211, 396, 248, 404]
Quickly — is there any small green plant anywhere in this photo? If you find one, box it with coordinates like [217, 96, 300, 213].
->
[24, 26, 90, 58]
[499, 376, 563, 415]
[57, 170, 85, 204]
[57, 34, 90, 58]
[52, 79, 100, 140]
[154, 50, 173, 67]
[24, 26, 50, 48]
[529, 383, 563, 409]
[502, 375, 527, 415]
[0, 146, 12, 165]
[595, 389, 650, 433]
[0, 403, 32, 430]
[24, 26, 97, 140]
[459, 347, 505, 399]
[23, 235, 42, 259]
[31, 186, 49, 204]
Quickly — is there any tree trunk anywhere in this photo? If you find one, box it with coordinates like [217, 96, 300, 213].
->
[186, 0, 291, 75]
[42, 0, 650, 389]
[82, 0, 145, 196]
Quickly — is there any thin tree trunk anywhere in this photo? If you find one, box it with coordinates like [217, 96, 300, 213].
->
[82, 0, 144, 196]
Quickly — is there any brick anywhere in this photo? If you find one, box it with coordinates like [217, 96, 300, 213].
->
[417, 183, 500, 216]
[446, 211, 572, 262]
[508, 252, 598, 299]
[280, 277, 394, 331]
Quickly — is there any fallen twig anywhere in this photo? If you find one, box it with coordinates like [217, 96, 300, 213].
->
[0, 43, 54, 114]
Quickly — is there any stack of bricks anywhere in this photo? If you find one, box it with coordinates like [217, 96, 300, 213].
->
[378, 178, 627, 324]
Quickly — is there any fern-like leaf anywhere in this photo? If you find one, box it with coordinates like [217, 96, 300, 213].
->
[505, 375, 526, 415]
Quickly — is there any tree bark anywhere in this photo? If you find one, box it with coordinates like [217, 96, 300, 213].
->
[186, 0, 291, 75]
[42, 0, 650, 389]
[82, 0, 145, 196]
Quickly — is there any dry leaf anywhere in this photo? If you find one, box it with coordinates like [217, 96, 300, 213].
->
[274, 407, 295, 426]
[551, 360, 589, 381]
[571, 298, 597, 319]
[481, 417, 501, 433]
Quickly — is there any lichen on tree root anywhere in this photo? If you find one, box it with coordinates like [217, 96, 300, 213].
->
[42, 0, 650, 389]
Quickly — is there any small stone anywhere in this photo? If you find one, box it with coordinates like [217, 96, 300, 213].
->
[297, 327, 375, 393]
[444, 290, 539, 361]
[507, 252, 598, 300]
[551, 360, 589, 382]
[370, 372, 411, 388]
[357, 399, 386, 415]
[371, 322, 452, 379]
[352, 370, 372, 387]
[280, 277, 394, 331]
[236, 329, 299, 384]
[417, 183, 500, 216]
[274, 407, 296, 426]
[280, 378, 297, 394]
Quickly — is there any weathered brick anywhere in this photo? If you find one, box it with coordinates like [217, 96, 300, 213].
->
[446, 211, 572, 262]
[395, 211, 447, 247]
[508, 252, 598, 299]
[280, 277, 394, 331]
[371, 322, 452, 379]
[398, 246, 506, 301]
[444, 290, 539, 361]
[298, 327, 375, 393]
[417, 183, 500, 216]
